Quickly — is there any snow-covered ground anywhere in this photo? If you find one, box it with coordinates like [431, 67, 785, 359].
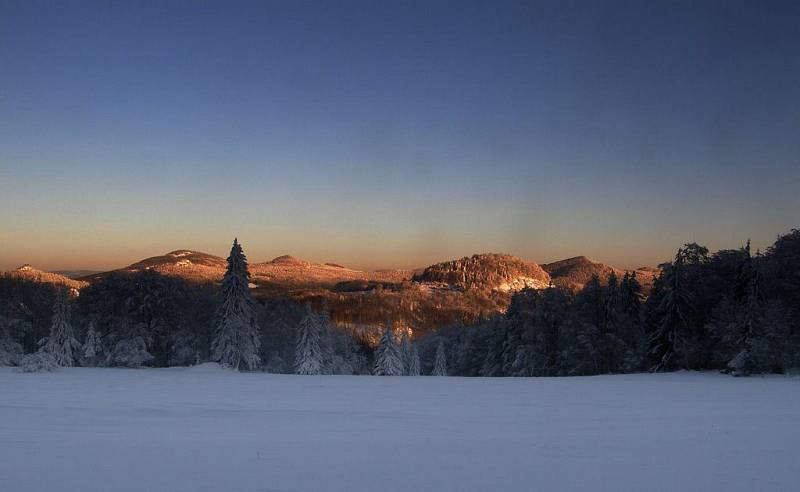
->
[1, 367, 798, 492]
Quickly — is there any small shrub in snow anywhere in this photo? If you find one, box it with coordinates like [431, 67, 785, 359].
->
[107, 337, 154, 368]
[0, 338, 24, 367]
[16, 352, 59, 373]
[265, 352, 288, 373]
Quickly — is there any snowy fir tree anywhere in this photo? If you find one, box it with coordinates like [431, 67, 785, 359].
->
[295, 304, 323, 375]
[0, 335, 22, 366]
[400, 332, 413, 375]
[81, 321, 103, 366]
[726, 241, 761, 375]
[432, 338, 448, 376]
[211, 239, 261, 370]
[373, 319, 403, 376]
[408, 343, 421, 376]
[0, 313, 25, 367]
[40, 289, 81, 367]
[648, 250, 694, 372]
[317, 305, 335, 374]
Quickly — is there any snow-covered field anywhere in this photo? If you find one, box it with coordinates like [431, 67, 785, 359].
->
[1, 367, 798, 492]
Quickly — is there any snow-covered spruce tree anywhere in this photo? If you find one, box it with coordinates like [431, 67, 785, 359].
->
[168, 331, 197, 367]
[408, 343, 421, 376]
[295, 304, 323, 375]
[725, 242, 769, 376]
[648, 250, 694, 372]
[432, 338, 448, 376]
[317, 305, 335, 374]
[373, 319, 403, 376]
[0, 314, 25, 367]
[0, 335, 23, 366]
[211, 239, 261, 370]
[480, 316, 506, 376]
[81, 321, 103, 366]
[40, 289, 81, 367]
[400, 332, 412, 375]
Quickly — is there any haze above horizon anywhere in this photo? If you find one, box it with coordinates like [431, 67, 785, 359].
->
[2, 1, 799, 272]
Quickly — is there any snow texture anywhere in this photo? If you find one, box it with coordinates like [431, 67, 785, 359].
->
[2, 369, 798, 491]
[15, 352, 58, 372]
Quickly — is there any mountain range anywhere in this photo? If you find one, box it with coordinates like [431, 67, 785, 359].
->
[77, 249, 413, 291]
[2, 250, 658, 334]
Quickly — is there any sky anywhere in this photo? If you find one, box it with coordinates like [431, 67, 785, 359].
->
[1, 0, 799, 272]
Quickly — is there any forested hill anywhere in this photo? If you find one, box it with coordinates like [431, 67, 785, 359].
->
[542, 256, 658, 292]
[78, 250, 412, 288]
[412, 253, 551, 292]
[2, 229, 799, 377]
[3, 250, 655, 336]
[1, 265, 87, 291]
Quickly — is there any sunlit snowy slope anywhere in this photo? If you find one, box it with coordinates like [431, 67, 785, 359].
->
[1, 366, 798, 491]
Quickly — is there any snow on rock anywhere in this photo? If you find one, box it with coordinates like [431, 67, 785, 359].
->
[169, 251, 194, 257]
[0, 369, 798, 492]
[494, 275, 550, 292]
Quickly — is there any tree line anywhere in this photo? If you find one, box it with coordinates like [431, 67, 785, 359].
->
[427, 230, 800, 377]
[2, 230, 799, 376]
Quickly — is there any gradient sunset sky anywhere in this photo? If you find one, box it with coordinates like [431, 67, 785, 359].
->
[2, 0, 799, 272]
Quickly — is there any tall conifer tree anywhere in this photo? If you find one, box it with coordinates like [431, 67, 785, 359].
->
[41, 289, 81, 366]
[433, 339, 448, 376]
[408, 343, 421, 376]
[400, 333, 413, 375]
[295, 304, 323, 375]
[373, 319, 403, 376]
[211, 239, 261, 370]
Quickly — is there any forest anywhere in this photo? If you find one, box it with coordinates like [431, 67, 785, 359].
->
[2, 230, 799, 377]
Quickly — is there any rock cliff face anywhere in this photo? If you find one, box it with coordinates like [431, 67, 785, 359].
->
[413, 253, 551, 292]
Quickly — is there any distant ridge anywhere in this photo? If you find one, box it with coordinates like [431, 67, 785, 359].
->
[78, 249, 413, 289]
[80, 250, 227, 283]
[20, 249, 658, 294]
[50, 269, 103, 279]
[542, 256, 658, 292]
[7, 249, 658, 334]
[2, 264, 88, 291]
